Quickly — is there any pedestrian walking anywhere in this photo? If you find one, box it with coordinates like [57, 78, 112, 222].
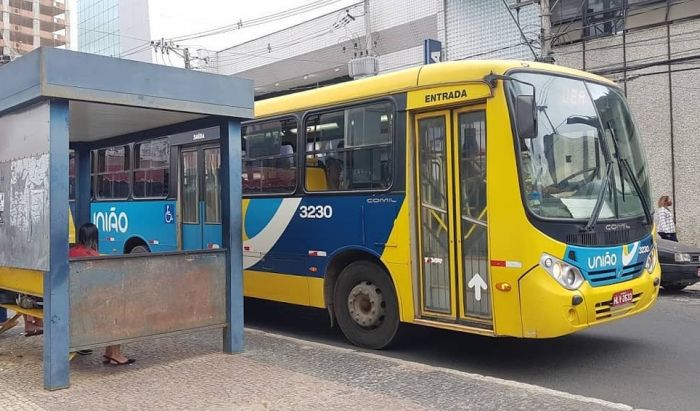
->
[655, 195, 678, 242]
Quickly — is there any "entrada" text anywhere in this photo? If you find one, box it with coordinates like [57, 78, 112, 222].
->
[425, 89, 468, 103]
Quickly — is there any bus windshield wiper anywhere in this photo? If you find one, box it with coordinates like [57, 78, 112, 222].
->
[585, 162, 613, 231]
[567, 115, 613, 232]
[606, 121, 653, 226]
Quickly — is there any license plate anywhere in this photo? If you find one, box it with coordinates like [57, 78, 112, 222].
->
[612, 289, 634, 307]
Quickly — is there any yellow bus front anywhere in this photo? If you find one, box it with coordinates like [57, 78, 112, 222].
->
[405, 62, 659, 340]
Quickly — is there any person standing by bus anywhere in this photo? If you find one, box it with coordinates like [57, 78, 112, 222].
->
[71, 223, 135, 365]
[655, 195, 678, 242]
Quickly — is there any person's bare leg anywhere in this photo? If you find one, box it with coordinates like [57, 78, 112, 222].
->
[104, 345, 131, 364]
[23, 315, 43, 336]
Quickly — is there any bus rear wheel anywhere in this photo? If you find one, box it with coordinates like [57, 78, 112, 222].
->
[333, 261, 399, 349]
[129, 245, 150, 254]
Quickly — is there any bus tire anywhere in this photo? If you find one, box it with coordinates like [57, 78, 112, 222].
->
[129, 245, 150, 254]
[333, 261, 399, 349]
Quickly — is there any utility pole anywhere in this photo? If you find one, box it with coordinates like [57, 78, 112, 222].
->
[348, 0, 378, 78]
[183, 47, 191, 70]
[364, 0, 373, 56]
[539, 0, 555, 63]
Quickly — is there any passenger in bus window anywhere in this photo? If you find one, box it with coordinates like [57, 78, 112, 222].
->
[325, 157, 343, 190]
[70, 223, 136, 365]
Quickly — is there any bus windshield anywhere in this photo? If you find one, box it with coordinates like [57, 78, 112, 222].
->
[510, 72, 651, 222]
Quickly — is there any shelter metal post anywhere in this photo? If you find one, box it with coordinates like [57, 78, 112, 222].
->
[44, 98, 71, 390]
[221, 119, 244, 353]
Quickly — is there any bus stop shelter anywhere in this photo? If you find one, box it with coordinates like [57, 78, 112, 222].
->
[0, 47, 253, 390]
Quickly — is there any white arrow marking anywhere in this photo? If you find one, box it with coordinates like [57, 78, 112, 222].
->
[468, 273, 488, 301]
[430, 50, 441, 63]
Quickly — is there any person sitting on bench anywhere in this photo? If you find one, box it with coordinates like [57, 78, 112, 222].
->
[70, 223, 135, 366]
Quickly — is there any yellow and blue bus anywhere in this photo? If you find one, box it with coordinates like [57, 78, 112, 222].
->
[84, 60, 660, 348]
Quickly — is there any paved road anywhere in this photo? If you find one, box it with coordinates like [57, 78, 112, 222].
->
[244, 285, 700, 411]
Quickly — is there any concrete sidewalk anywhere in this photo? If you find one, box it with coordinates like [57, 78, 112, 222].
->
[1, 323, 634, 410]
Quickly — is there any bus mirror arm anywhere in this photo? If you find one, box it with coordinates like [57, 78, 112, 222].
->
[484, 74, 538, 140]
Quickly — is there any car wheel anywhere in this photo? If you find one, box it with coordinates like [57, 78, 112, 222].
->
[333, 261, 399, 349]
[661, 283, 687, 292]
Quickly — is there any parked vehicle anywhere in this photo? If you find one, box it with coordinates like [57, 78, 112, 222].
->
[658, 238, 700, 291]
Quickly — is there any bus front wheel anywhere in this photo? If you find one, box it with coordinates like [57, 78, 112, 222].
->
[333, 261, 399, 349]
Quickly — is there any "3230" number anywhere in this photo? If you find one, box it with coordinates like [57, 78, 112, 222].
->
[299, 205, 333, 219]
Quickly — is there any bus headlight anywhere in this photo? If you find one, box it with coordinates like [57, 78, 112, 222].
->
[540, 253, 584, 290]
[646, 248, 657, 273]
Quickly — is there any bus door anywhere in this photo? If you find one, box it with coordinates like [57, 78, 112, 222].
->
[415, 107, 492, 328]
[180, 144, 222, 250]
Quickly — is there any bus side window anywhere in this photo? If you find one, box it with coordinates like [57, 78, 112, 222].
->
[241, 118, 297, 194]
[92, 145, 131, 199]
[305, 102, 393, 192]
[133, 138, 170, 198]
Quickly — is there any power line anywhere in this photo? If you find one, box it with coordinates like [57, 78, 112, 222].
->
[212, 7, 363, 70]
[168, 0, 349, 42]
[592, 53, 700, 76]
[501, 0, 539, 60]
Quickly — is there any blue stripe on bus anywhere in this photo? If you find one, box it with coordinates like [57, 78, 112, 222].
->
[245, 197, 282, 239]
[90, 200, 178, 254]
[564, 235, 653, 287]
[245, 194, 405, 277]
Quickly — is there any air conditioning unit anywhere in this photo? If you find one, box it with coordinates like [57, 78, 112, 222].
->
[348, 56, 379, 79]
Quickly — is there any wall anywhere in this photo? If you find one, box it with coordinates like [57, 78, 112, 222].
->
[444, 0, 540, 61]
[0, 102, 51, 271]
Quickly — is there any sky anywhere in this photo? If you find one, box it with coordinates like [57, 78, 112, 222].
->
[68, 0, 359, 61]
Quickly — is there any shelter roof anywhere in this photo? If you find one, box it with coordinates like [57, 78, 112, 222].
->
[0, 47, 254, 141]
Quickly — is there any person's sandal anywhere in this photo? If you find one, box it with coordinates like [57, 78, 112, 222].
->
[102, 355, 135, 365]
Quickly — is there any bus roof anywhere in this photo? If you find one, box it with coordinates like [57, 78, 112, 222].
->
[254, 60, 615, 119]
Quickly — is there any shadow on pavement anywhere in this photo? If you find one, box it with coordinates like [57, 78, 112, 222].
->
[242, 298, 647, 379]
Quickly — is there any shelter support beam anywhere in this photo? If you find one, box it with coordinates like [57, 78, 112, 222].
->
[221, 119, 244, 353]
[44, 99, 70, 390]
[75, 143, 92, 227]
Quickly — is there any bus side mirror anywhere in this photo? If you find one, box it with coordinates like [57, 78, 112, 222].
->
[516, 94, 538, 139]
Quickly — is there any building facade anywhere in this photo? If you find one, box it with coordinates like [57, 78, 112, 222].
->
[77, 0, 150, 62]
[207, 0, 540, 96]
[551, 0, 700, 244]
[0, 0, 69, 62]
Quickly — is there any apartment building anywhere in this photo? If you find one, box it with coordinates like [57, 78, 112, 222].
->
[0, 0, 69, 62]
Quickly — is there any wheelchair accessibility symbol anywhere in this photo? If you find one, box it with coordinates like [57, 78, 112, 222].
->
[164, 204, 175, 224]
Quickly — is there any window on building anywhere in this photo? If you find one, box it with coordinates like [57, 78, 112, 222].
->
[305, 102, 393, 192]
[93, 145, 130, 199]
[551, 0, 628, 39]
[551, 0, 586, 23]
[133, 138, 170, 198]
[242, 118, 297, 194]
[585, 0, 625, 38]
